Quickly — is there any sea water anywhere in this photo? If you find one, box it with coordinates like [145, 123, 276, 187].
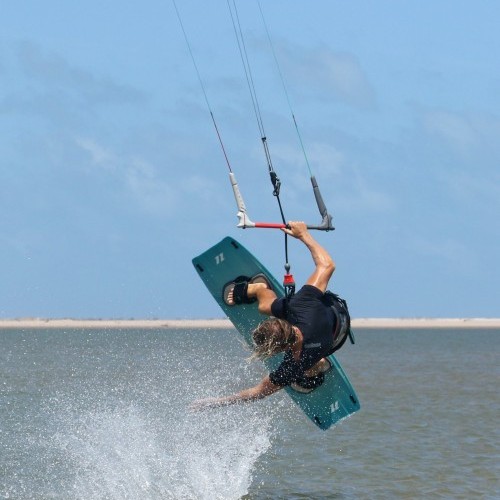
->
[1, 327, 498, 499]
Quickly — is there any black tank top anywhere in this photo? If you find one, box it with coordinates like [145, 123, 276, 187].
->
[269, 285, 336, 387]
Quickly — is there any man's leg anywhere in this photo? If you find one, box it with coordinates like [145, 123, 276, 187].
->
[291, 358, 332, 393]
[304, 358, 331, 377]
[250, 283, 277, 316]
[227, 282, 277, 315]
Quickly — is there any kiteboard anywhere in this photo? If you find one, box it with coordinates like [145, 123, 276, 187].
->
[192, 236, 360, 430]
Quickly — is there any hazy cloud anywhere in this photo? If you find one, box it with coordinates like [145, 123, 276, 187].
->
[411, 235, 472, 269]
[442, 170, 500, 208]
[274, 41, 376, 110]
[348, 167, 394, 212]
[0, 41, 147, 126]
[423, 110, 478, 154]
[422, 108, 500, 165]
[76, 137, 177, 216]
[76, 138, 117, 172]
[270, 141, 343, 172]
[125, 159, 179, 216]
[14, 41, 146, 106]
[73, 137, 228, 218]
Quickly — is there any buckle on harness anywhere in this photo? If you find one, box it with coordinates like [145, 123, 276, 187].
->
[283, 260, 295, 300]
[283, 273, 295, 298]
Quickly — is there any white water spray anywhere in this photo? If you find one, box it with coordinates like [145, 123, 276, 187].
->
[53, 402, 271, 500]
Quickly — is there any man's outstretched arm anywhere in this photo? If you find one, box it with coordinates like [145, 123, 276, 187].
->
[191, 375, 282, 411]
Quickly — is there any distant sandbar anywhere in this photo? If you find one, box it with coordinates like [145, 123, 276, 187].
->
[1, 318, 499, 329]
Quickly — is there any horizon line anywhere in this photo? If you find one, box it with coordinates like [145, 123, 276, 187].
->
[1, 317, 499, 329]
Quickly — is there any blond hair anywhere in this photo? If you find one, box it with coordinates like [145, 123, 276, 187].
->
[250, 318, 296, 360]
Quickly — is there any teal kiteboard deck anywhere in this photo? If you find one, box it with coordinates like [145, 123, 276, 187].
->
[192, 236, 360, 430]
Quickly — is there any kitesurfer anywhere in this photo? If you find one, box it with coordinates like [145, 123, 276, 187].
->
[192, 221, 351, 410]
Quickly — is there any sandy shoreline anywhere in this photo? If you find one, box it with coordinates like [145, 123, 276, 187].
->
[0, 318, 499, 329]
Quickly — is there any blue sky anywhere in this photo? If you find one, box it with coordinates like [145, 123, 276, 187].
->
[1, 1, 499, 319]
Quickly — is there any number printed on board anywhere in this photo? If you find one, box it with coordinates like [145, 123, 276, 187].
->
[215, 253, 225, 265]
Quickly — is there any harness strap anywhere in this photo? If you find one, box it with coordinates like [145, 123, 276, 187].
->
[325, 291, 355, 353]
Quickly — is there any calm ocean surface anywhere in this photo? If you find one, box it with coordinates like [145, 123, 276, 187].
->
[1, 327, 498, 499]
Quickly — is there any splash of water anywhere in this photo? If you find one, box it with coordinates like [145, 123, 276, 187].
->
[1, 328, 276, 499]
[51, 401, 271, 500]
